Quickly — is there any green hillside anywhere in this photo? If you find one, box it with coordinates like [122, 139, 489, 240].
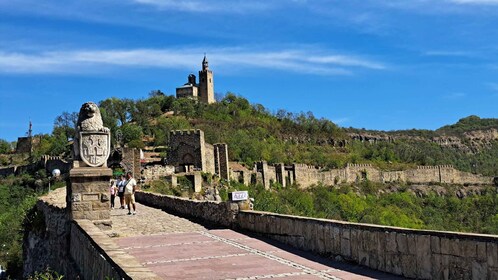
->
[1, 92, 498, 275]
[3, 92, 498, 176]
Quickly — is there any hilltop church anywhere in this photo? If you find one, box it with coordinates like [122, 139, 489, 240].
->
[176, 55, 215, 104]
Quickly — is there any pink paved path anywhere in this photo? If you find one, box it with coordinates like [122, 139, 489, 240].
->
[110, 203, 405, 280]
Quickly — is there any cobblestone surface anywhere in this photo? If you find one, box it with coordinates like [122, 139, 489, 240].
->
[107, 202, 206, 237]
[108, 202, 405, 280]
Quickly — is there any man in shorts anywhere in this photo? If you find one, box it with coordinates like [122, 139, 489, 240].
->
[124, 171, 137, 215]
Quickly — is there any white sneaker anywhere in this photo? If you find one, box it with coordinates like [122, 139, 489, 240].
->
[133, 211, 136, 215]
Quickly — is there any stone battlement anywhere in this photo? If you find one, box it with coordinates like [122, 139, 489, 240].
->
[41, 155, 68, 162]
[293, 163, 318, 169]
[170, 129, 203, 136]
[250, 162, 494, 189]
[417, 165, 454, 170]
[346, 163, 373, 168]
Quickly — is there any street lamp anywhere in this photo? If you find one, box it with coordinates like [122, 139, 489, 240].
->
[49, 169, 61, 192]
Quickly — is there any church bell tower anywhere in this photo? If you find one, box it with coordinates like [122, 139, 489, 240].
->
[198, 55, 215, 104]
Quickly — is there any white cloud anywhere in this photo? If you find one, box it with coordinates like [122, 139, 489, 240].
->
[0, 47, 386, 76]
[131, 0, 274, 13]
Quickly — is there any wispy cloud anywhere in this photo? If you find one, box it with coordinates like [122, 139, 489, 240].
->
[332, 117, 350, 124]
[423, 50, 475, 57]
[0, 47, 386, 76]
[131, 0, 274, 13]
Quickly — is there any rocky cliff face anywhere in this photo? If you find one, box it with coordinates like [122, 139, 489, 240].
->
[347, 128, 498, 154]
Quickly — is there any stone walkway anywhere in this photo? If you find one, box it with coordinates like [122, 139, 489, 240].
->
[108, 202, 206, 237]
[107, 203, 405, 280]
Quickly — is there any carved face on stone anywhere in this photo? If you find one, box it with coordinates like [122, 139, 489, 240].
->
[80, 102, 99, 119]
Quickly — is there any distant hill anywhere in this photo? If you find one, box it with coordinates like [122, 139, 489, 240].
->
[4, 92, 497, 176]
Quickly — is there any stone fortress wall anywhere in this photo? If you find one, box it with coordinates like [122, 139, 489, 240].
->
[0, 155, 71, 178]
[166, 129, 230, 181]
[162, 129, 494, 190]
[167, 129, 208, 173]
[2, 132, 493, 191]
[241, 162, 495, 189]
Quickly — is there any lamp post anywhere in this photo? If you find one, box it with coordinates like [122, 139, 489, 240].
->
[49, 169, 61, 192]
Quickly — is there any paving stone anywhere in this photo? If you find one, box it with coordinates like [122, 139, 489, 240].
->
[108, 202, 405, 280]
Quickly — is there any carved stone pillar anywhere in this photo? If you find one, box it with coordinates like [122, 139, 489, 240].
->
[67, 102, 113, 230]
[68, 167, 112, 230]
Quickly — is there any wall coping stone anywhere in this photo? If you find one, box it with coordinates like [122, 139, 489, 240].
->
[73, 219, 161, 280]
[240, 210, 498, 242]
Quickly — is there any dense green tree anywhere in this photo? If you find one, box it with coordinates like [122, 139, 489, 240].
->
[99, 97, 134, 126]
[121, 123, 143, 146]
[53, 111, 78, 141]
[0, 139, 12, 154]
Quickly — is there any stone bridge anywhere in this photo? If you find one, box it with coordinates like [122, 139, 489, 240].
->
[24, 188, 498, 280]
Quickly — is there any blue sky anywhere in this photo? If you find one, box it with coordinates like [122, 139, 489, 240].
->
[1, 0, 498, 142]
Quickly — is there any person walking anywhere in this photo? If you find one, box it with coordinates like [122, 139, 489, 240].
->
[117, 175, 126, 209]
[109, 179, 117, 209]
[124, 171, 137, 215]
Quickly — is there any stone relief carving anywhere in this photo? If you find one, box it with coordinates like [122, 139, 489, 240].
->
[73, 102, 110, 167]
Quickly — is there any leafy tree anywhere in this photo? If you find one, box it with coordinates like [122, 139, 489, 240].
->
[99, 97, 134, 126]
[53, 111, 78, 141]
[121, 123, 143, 146]
[0, 139, 12, 154]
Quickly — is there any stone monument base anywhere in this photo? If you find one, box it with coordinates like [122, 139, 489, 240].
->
[68, 166, 113, 230]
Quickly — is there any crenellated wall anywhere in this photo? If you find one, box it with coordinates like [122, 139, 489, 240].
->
[253, 162, 495, 189]
[0, 155, 71, 178]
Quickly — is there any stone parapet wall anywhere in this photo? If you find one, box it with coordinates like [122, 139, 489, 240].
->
[23, 190, 73, 278]
[23, 187, 160, 279]
[135, 191, 238, 227]
[236, 211, 498, 280]
[70, 220, 160, 280]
